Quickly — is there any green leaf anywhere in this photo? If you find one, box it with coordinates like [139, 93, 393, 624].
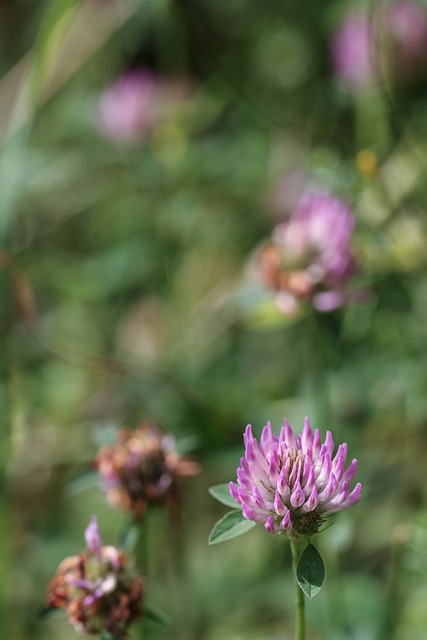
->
[64, 469, 99, 497]
[118, 521, 141, 554]
[296, 543, 326, 598]
[30, 0, 80, 105]
[144, 604, 171, 626]
[208, 483, 240, 509]
[101, 631, 120, 640]
[37, 606, 61, 620]
[208, 510, 256, 545]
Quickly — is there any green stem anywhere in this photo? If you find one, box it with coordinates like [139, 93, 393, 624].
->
[101, 631, 120, 640]
[290, 537, 305, 640]
[136, 517, 148, 640]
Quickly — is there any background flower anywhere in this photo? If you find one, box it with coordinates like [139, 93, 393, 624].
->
[96, 422, 199, 518]
[331, 0, 427, 91]
[95, 69, 191, 142]
[330, 9, 375, 91]
[255, 190, 358, 314]
[46, 517, 144, 638]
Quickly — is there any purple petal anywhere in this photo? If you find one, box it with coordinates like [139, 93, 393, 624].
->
[277, 467, 289, 495]
[264, 515, 276, 534]
[260, 422, 274, 455]
[279, 510, 293, 530]
[318, 472, 338, 502]
[237, 488, 253, 508]
[328, 480, 349, 506]
[290, 479, 305, 508]
[242, 504, 267, 524]
[284, 419, 296, 449]
[343, 459, 358, 484]
[316, 453, 332, 488]
[253, 486, 268, 510]
[237, 468, 252, 492]
[229, 481, 241, 504]
[324, 431, 334, 455]
[274, 490, 287, 516]
[322, 482, 362, 516]
[67, 577, 94, 590]
[289, 460, 302, 487]
[333, 443, 348, 468]
[301, 485, 319, 513]
[312, 429, 321, 457]
[85, 516, 103, 561]
[339, 482, 362, 509]
[268, 444, 280, 483]
[244, 424, 254, 447]
[301, 462, 313, 488]
[301, 418, 313, 452]
[332, 455, 345, 483]
[348, 481, 362, 502]
[82, 594, 97, 607]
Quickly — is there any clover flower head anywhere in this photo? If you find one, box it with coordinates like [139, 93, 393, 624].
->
[46, 516, 143, 638]
[96, 421, 199, 518]
[256, 189, 357, 314]
[95, 69, 191, 142]
[96, 70, 157, 141]
[330, 9, 375, 91]
[229, 418, 362, 537]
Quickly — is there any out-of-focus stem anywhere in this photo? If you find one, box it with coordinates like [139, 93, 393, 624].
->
[305, 310, 330, 427]
[0, 275, 11, 640]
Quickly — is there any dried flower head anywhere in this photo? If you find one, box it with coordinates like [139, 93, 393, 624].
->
[46, 516, 143, 638]
[256, 190, 357, 314]
[229, 418, 362, 537]
[96, 421, 199, 518]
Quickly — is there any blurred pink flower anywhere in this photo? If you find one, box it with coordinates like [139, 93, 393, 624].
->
[256, 189, 357, 314]
[331, 1, 427, 91]
[229, 419, 362, 537]
[331, 9, 375, 91]
[387, 0, 427, 73]
[95, 69, 190, 142]
[46, 516, 143, 638]
[96, 71, 157, 141]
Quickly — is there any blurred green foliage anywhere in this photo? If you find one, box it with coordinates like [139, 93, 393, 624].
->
[3, 0, 427, 638]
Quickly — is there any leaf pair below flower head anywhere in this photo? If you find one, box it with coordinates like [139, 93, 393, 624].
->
[208, 484, 256, 544]
[209, 484, 326, 598]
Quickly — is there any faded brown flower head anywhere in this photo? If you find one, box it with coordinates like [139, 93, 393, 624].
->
[46, 517, 143, 638]
[96, 421, 199, 518]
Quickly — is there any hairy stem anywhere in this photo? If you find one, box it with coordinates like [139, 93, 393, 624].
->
[290, 537, 305, 640]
